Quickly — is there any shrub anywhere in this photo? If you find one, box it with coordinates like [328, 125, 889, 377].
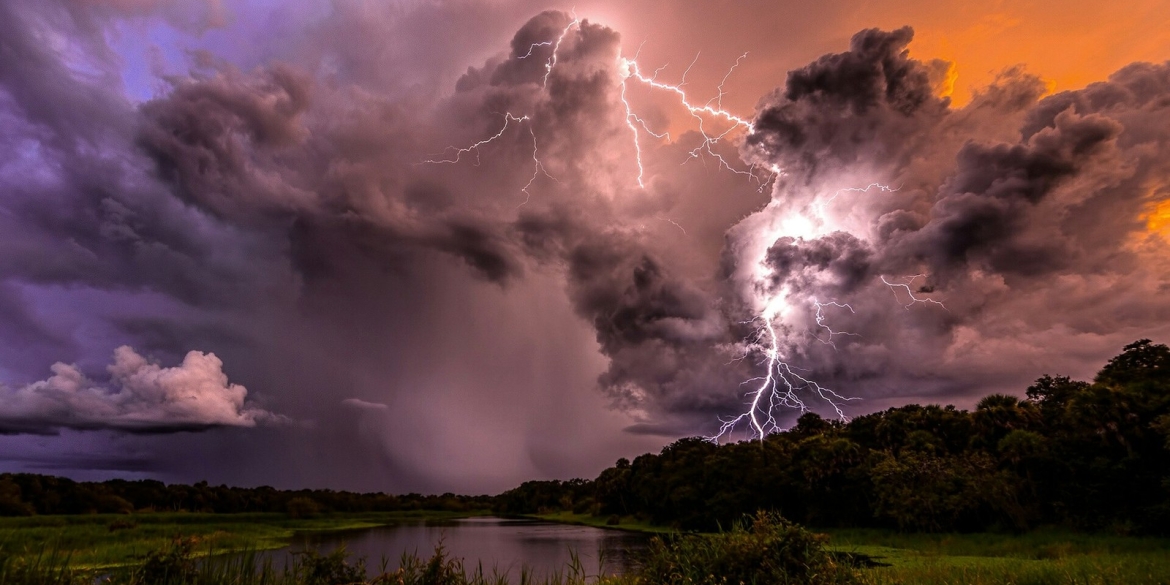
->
[295, 547, 368, 585]
[288, 497, 323, 519]
[638, 511, 859, 585]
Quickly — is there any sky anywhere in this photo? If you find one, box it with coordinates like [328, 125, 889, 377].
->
[0, 0, 1169, 494]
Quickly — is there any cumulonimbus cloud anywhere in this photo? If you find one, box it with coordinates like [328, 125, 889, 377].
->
[0, 346, 285, 434]
[2, 0, 1169, 454]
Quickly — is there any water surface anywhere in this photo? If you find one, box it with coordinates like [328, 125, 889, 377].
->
[280, 517, 651, 578]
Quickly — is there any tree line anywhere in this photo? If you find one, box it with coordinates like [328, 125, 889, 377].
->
[0, 474, 492, 516]
[497, 340, 1170, 534]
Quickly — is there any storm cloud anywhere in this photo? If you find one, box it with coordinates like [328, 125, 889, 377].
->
[1, 0, 1168, 490]
[733, 27, 1170, 409]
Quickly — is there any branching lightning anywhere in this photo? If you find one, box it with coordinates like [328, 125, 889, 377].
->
[420, 113, 531, 166]
[812, 299, 860, 347]
[710, 181, 945, 444]
[534, 13, 581, 87]
[424, 14, 770, 197]
[519, 125, 557, 207]
[881, 274, 947, 310]
[711, 299, 861, 443]
[420, 113, 554, 206]
[618, 50, 777, 189]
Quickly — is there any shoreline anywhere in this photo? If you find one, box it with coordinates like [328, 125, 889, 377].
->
[0, 509, 490, 570]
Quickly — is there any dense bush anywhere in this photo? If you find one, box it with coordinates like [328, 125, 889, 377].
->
[639, 511, 859, 585]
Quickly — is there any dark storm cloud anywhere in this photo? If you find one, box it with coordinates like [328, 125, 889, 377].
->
[137, 60, 315, 219]
[0, 0, 294, 316]
[765, 232, 874, 297]
[745, 27, 952, 176]
[901, 109, 1122, 280]
[563, 236, 745, 414]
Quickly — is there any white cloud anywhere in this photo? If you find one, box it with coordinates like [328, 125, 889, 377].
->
[0, 346, 284, 433]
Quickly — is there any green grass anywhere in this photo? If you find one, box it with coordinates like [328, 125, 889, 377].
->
[824, 528, 1170, 585]
[0, 510, 485, 569]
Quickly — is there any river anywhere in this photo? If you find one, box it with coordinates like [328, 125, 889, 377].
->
[275, 516, 652, 579]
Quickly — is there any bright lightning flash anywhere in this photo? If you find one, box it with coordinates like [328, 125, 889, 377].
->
[710, 182, 945, 444]
[712, 297, 860, 443]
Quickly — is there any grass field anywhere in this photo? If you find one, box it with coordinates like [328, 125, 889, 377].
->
[826, 528, 1170, 584]
[0, 510, 484, 569]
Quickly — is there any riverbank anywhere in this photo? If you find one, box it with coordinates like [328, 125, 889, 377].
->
[0, 510, 487, 569]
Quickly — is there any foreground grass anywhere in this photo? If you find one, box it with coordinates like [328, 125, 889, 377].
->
[0, 510, 484, 569]
[826, 528, 1170, 584]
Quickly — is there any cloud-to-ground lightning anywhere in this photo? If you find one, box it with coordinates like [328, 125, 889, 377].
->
[711, 297, 860, 443]
[711, 182, 931, 443]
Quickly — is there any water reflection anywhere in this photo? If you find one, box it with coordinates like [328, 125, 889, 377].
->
[280, 517, 651, 579]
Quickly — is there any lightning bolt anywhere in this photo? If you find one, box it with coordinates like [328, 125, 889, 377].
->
[711, 298, 860, 443]
[618, 50, 777, 189]
[424, 18, 769, 199]
[420, 113, 531, 166]
[812, 299, 860, 347]
[420, 113, 554, 205]
[522, 12, 581, 87]
[815, 182, 900, 212]
[519, 125, 557, 208]
[881, 274, 947, 310]
[711, 183, 940, 444]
